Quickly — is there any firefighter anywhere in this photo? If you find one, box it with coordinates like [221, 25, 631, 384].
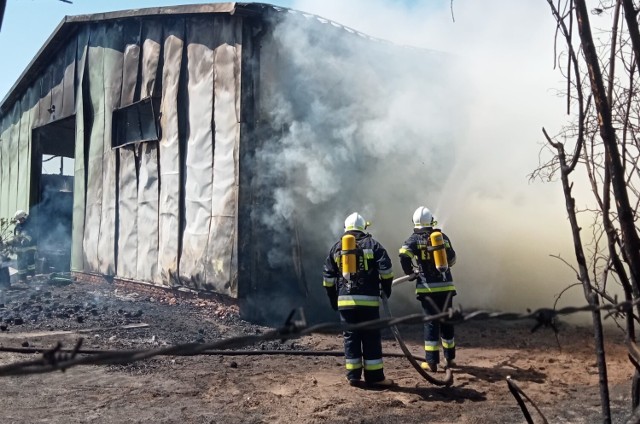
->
[322, 212, 395, 387]
[399, 206, 457, 372]
[12, 210, 37, 284]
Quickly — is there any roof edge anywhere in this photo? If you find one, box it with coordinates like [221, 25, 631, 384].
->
[1, 2, 246, 116]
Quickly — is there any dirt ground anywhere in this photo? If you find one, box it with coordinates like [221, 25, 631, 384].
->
[0, 276, 634, 424]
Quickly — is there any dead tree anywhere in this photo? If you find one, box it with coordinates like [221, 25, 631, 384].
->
[533, 0, 640, 422]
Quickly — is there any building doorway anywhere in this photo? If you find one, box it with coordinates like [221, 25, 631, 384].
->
[31, 116, 75, 273]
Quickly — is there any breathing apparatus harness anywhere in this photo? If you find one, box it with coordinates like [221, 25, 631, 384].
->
[339, 232, 373, 290]
[415, 227, 449, 281]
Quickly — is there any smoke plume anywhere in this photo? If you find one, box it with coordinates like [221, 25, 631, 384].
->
[252, 0, 596, 320]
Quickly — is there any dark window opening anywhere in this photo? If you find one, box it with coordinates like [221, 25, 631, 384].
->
[112, 97, 160, 148]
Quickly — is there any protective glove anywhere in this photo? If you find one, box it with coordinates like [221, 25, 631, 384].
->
[407, 271, 419, 281]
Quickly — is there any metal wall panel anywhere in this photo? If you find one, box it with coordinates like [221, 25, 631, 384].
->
[179, 17, 215, 285]
[157, 18, 184, 286]
[83, 24, 108, 272]
[236, 18, 257, 301]
[71, 27, 89, 272]
[0, 123, 10, 219]
[136, 138, 160, 282]
[120, 23, 140, 105]
[7, 105, 20, 219]
[25, 87, 40, 206]
[33, 68, 52, 129]
[203, 16, 241, 295]
[61, 41, 77, 119]
[42, 41, 77, 123]
[116, 20, 141, 279]
[97, 21, 124, 276]
[135, 22, 161, 283]
[16, 94, 31, 213]
[49, 53, 65, 123]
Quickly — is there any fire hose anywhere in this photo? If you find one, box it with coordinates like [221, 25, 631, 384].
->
[381, 274, 453, 387]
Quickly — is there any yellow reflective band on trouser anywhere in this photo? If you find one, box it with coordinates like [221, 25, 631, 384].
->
[399, 248, 414, 259]
[379, 269, 393, 280]
[346, 358, 362, 370]
[441, 338, 455, 349]
[364, 358, 384, 371]
[425, 341, 439, 352]
[337, 295, 380, 307]
[323, 278, 335, 287]
[416, 285, 456, 294]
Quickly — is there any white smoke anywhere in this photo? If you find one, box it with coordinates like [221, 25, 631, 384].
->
[255, 0, 596, 319]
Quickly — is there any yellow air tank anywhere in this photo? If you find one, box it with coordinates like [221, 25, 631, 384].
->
[430, 231, 448, 274]
[341, 234, 356, 279]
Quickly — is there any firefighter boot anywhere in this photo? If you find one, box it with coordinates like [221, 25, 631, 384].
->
[367, 378, 395, 388]
[421, 362, 438, 372]
[346, 377, 362, 387]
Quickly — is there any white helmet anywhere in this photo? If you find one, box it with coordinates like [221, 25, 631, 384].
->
[412, 206, 436, 228]
[13, 210, 28, 222]
[344, 212, 367, 231]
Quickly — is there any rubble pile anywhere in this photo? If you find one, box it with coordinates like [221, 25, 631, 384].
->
[0, 276, 302, 358]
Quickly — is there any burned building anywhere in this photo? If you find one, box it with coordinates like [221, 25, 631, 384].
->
[0, 3, 456, 322]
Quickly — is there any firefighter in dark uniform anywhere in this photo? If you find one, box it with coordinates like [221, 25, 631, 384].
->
[13, 210, 37, 284]
[323, 212, 395, 387]
[399, 206, 457, 372]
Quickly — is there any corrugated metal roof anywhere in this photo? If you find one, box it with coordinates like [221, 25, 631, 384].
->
[0, 2, 396, 116]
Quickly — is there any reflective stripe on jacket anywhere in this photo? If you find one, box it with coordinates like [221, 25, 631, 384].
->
[399, 228, 456, 295]
[322, 230, 393, 309]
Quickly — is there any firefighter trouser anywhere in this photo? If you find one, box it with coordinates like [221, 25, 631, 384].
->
[420, 292, 455, 365]
[16, 247, 36, 282]
[339, 307, 385, 383]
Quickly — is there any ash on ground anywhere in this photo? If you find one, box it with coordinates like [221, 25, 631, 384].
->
[0, 275, 302, 373]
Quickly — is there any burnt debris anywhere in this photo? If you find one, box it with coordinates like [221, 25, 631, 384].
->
[0, 274, 302, 359]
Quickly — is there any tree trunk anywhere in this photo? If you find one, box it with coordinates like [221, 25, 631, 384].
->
[621, 0, 640, 74]
[573, 1, 640, 294]
[547, 133, 611, 423]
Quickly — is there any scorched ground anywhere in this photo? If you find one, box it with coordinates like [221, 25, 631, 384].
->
[0, 276, 633, 423]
